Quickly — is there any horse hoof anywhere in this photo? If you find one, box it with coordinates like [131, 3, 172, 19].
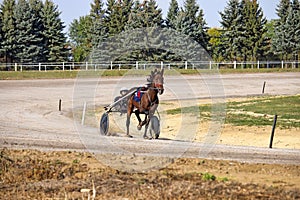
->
[126, 134, 133, 138]
[137, 125, 142, 130]
[143, 135, 149, 139]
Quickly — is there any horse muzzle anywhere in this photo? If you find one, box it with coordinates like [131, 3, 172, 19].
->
[158, 88, 164, 95]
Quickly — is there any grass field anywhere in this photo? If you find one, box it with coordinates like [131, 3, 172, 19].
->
[0, 68, 299, 80]
[167, 95, 300, 128]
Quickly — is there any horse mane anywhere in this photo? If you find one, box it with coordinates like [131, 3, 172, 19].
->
[146, 69, 164, 86]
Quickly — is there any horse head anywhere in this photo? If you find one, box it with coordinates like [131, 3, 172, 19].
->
[147, 68, 164, 95]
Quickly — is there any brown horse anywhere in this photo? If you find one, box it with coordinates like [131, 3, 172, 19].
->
[126, 69, 164, 139]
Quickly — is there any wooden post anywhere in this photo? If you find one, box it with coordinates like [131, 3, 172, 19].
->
[262, 81, 266, 94]
[58, 99, 62, 111]
[269, 115, 278, 148]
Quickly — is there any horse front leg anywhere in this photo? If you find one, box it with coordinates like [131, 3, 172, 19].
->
[145, 104, 158, 139]
[143, 114, 151, 139]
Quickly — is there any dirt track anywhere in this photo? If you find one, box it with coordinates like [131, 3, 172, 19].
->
[1, 73, 300, 163]
[1, 72, 300, 199]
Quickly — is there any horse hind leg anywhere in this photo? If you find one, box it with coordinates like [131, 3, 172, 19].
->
[134, 110, 143, 130]
[126, 109, 134, 138]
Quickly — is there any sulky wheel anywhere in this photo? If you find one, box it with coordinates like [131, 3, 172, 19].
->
[100, 112, 109, 135]
[150, 116, 160, 139]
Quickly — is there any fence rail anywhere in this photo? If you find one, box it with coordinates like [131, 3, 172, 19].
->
[0, 60, 299, 71]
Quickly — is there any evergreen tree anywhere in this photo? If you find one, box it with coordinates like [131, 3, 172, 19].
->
[242, 0, 268, 61]
[90, 0, 107, 48]
[14, 0, 43, 63]
[0, 0, 16, 63]
[126, 0, 163, 29]
[219, 0, 240, 60]
[174, 0, 209, 50]
[287, 0, 300, 58]
[42, 0, 68, 62]
[29, 0, 45, 62]
[166, 0, 179, 29]
[220, 0, 268, 62]
[272, 0, 291, 59]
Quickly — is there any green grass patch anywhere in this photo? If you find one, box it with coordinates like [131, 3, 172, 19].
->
[167, 95, 300, 128]
[0, 68, 299, 80]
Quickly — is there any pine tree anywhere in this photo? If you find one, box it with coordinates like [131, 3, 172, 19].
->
[42, 0, 68, 62]
[0, 0, 16, 63]
[219, 0, 268, 62]
[272, 0, 291, 59]
[166, 0, 179, 29]
[288, 0, 300, 58]
[90, 0, 107, 48]
[174, 0, 209, 50]
[242, 0, 268, 61]
[29, 0, 45, 62]
[219, 0, 241, 60]
[126, 0, 163, 29]
[14, 0, 43, 63]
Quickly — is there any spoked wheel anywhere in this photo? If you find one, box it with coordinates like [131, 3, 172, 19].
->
[100, 112, 109, 135]
[150, 116, 160, 139]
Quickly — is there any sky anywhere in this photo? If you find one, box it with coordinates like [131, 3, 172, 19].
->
[0, 0, 279, 32]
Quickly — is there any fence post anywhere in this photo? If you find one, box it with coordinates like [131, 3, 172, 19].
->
[269, 115, 278, 148]
[110, 61, 113, 70]
[136, 61, 138, 70]
[234, 61, 237, 69]
[281, 60, 284, 69]
[86, 62, 88, 70]
[118, 64, 121, 70]
[62, 62, 65, 71]
[209, 61, 212, 70]
[39, 63, 41, 71]
[161, 61, 163, 70]
[185, 61, 188, 70]
[14, 63, 17, 71]
[257, 60, 260, 69]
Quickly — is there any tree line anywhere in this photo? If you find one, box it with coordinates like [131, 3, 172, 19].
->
[0, 0, 68, 63]
[0, 0, 299, 64]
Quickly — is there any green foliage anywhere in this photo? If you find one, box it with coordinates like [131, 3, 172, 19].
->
[0, 0, 16, 62]
[69, 16, 93, 61]
[219, 0, 268, 62]
[42, 0, 68, 62]
[202, 172, 216, 181]
[0, 0, 67, 63]
[166, 0, 179, 29]
[14, 0, 43, 63]
[273, 0, 300, 61]
[207, 28, 223, 61]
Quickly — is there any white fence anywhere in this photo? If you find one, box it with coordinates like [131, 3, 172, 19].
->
[0, 60, 299, 71]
